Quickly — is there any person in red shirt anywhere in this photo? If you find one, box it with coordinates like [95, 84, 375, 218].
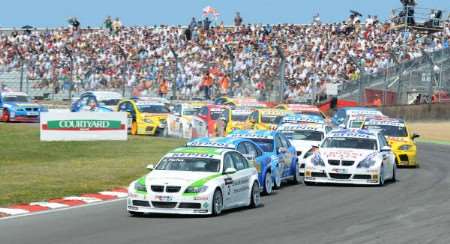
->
[202, 72, 213, 99]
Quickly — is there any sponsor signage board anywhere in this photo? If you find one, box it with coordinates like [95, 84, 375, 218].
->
[40, 112, 127, 141]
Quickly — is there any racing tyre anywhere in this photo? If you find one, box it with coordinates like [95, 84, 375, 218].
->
[211, 189, 223, 216]
[2, 109, 9, 122]
[262, 171, 273, 195]
[249, 182, 261, 208]
[291, 163, 301, 185]
[131, 121, 138, 135]
[378, 164, 385, 186]
[128, 211, 144, 217]
[391, 165, 396, 182]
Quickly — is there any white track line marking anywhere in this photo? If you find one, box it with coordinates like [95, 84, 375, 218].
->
[0, 198, 126, 221]
[30, 202, 68, 209]
[99, 191, 128, 198]
[0, 208, 30, 215]
[63, 196, 102, 203]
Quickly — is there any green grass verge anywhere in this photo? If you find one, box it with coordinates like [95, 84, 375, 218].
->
[0, 124, 186, 206]
[416, 138, 450, 146]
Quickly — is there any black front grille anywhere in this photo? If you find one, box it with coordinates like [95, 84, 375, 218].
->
[178, 202, 201, 209]
[151, 185, 164, 192]
[311, 172, 327, 177]
[132, 200, 150, 207]
[300, 164, 305, 169]
[329, 173, 352, 179]
[353, 174, 372, 180]
[297, 151, 302, 156]
[342, 160, 354, 166]
[166, 186, 181, 193]
[328, 160, 340, 166]
[151, 201, 177, 208]
[399, 154, 409, 162]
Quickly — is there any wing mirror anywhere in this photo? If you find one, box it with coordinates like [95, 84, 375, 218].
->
[381, 146, 391, 152]
[146, 164, 155, 171]
[243, 154, 256, 161]
[278, 147, 288, 154]
[224, 167, 237, 174]
[411, 133, 420, 140]
[338, 124, 346, 129]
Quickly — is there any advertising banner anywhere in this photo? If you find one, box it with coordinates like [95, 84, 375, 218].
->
[40, 112, 128, 141]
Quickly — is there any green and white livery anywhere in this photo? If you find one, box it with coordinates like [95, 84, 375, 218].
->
[127, 147, 261, 216]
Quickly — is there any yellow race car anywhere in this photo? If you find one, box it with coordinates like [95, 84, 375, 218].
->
[222, 107, 255, 135]
[362, 117, 419, 167]
[117, 99, 170, 136]
[245, 108, 293, 130]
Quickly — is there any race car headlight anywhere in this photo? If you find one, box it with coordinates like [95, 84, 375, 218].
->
[134, 181, 147, 192]
[185, 185, 208, 194]
[311, 154, 325, 166]
[357, 155, 377, 168]
[398, 144, 412, 151]
[143, 119, 154, 124]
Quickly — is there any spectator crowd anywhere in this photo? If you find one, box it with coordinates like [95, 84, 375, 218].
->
[0, 13, 449, 101]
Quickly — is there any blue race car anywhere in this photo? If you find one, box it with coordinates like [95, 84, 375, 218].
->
[228, 130, 301, 188]
[71, 91, 122, 112]
[187, 136, 275, 195]
[0, 91, 47, 122]
[331, 107, 383, 126]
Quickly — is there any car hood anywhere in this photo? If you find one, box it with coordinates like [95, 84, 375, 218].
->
[146, 170, 220, 186]
[386, 136, 412, 144]
[141, 113, 168, 119]
[4, 102, 40, 108]
[318, 148, 376, 162]
[291, 140, 320, 154]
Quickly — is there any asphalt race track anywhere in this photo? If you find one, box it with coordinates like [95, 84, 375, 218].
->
[1, 143, 450, 244]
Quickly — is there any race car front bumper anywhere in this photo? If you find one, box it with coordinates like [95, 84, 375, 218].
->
[9, 115, 40, 123]
[127, 192, 212, 215]
[393, 149, 417, 167]
[304, 167, 380, 185]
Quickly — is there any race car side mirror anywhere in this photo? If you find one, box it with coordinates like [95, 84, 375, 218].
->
[243, 154, 256, 162]
[338, 124, 346, 129]
[381, 146, 391, 152]
[224, 167, 237, 174]
[411, 133, 420, 140]
[146, 164, 155, 171]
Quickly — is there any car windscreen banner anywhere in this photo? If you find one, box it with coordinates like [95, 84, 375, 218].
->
[167, 114, 208, 139]
[40, 112, 127, 141]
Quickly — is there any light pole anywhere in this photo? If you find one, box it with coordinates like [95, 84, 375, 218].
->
[274, 45, 286, 104]
[225, 45, 235, 96]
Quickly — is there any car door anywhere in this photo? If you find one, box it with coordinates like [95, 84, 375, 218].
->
[118, 102, 133, 129]
[229, 152, 253, 205]
[244, 141, 266, 173]
[279, 133, 296, 177]
[273, 135, 287, 178]
[379, 134, 394, 178]
[222, 152, 237, 208]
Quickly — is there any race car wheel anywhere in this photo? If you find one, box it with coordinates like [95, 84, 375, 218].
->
[273, 170, 282, 189]
[379, 164, 385, 186]
[131, 121, 138, 135]
[128, 211, 144, 217]
[2, 109, 9, 122]
[291, 163, 301, 185]
[211, 189, 223, 216]
[392, 165, 396, 182]
[249, 181, 261, 208]
[262, 171, 273, 195]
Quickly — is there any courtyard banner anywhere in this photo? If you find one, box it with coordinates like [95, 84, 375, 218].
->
[40, 112, 128, 141]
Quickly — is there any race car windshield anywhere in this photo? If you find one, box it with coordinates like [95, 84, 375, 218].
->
[283, 130, 324, 141]
[295, 111, 324, 119]
[99, 99, 120, 106]
[322, 137, 378, 150]
[138, 105, 170, 113]
[231, 114, 250, 122]
[3, 95, 30, 103]
[363, 125, 408, 137]
[156, 158, 220, 172]
[261, 115, 284, 124]
[349, 121, 363, 129]
[251, 139, 274, 152]
[210, 111, 224, 120]
[183, 108, 198, 116]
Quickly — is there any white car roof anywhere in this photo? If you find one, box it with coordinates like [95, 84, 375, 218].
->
[1, 92, 28, 97]
[89, 91, 122, 100]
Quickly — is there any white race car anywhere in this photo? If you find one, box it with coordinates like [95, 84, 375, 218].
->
[304, 129, 396, 186]
[277, 123, 331, 176]
[167, 103, 207, 139]
[127, 147, 261, 216]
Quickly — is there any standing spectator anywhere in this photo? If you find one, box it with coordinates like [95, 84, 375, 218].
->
[202, 71, 213, 99]
[189, 17, 197, 30]
[159, 79, 169, 98]
[234, 12, 243, 26]
[203, 17, 211, 31]
[104, 16, 113, 33]
[112, 18, 122, 34]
